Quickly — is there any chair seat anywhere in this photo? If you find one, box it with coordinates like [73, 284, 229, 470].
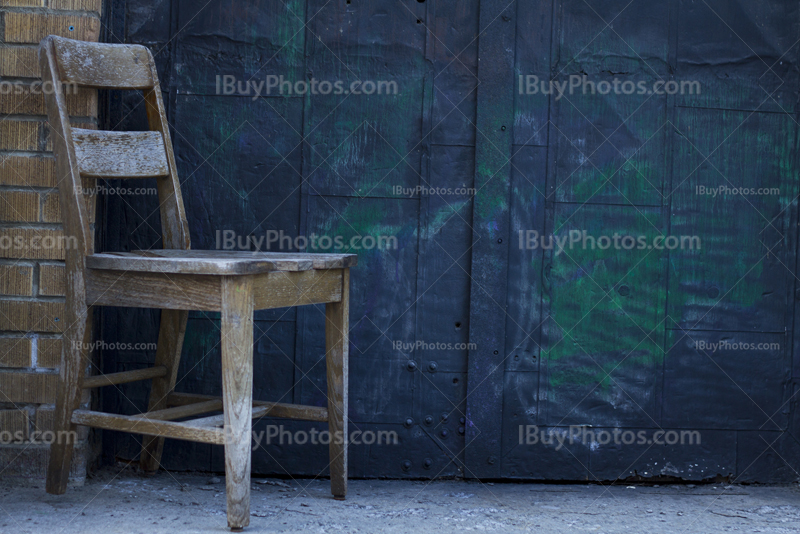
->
[86, 250, 358, 275]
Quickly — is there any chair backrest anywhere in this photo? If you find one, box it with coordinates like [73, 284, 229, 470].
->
[39, 36, 190, 260]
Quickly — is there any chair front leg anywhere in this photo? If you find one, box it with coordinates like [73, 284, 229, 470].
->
[220, 276, 254, 530]
[325, 268, 349, 500]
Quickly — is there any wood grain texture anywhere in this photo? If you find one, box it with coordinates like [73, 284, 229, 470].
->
[166, 392, 329, 422]
[71, 410, 225, 444]
[41, 35, 356, 503]
[304, 253, 358, 269]
[220, 276, 254, 529]
[51, 36, 153, 89]
[45, 309, 91, 494]
[188, 401, 328, 427]
[72, 129, 169, 178]
[140, 309, 189, 471]
[131, 399, 223, 422]
[166, 392, 227, 406]
[252, 270, 343, 310]
[143, 60, 190, 251]
[253, 402, 328, 422]
[41, 36, 93, 496]
[326, 268, 349, 499]
[39, 37, 91, 257]
[85, 270, 221, 311]
[87, 250, 356, 275]
[85, 268, 344, 312]
[82, 365, 166, 389]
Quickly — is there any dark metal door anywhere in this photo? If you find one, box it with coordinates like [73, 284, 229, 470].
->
[102, 0, 477, 478]
[463, 0, 799, 482]
[101, 0, 799, 482]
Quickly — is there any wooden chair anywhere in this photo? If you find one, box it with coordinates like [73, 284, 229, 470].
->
[40, 35, 355, 530]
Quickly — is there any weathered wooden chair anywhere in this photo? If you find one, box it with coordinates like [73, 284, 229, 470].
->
[40, 35, 355, 530]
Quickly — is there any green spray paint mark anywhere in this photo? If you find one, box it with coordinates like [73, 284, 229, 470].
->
[544, 204, 666, 391]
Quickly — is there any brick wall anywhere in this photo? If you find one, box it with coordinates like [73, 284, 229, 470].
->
[0, 0, 101, 483]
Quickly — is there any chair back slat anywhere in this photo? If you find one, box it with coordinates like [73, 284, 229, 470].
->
[40, 35, 191, 258]
[52, 37, 154, 89]
[72, 129, 169, 178]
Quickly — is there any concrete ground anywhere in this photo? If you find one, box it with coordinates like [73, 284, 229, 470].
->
[1, 467, 799, 533]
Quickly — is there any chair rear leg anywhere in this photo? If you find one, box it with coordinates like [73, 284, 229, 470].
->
[325, 269, 349, 500]
[46, 307, 92, 495]
[140, 309, 189, 472]
[220, 276, 254, 530]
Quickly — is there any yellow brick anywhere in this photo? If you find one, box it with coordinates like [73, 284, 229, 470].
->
[0, 191, 40, 223]
[0, 371, 57, 403]
[0, 300, 64, 332]
[0, 156, 56, 188]
[70, 87, 98, 117]
[0, 0, 44, 5]
[0, 85, 97, 117]
[33, 407, 52, 433]
[38, 263, 64, 296]
[49, 0, 101, 12]
[37, 337, 61, 368]
[3, 12, 100, 43]
[0, 337, 32, 367]
[0, 120, 41, 151]
[0, 228, 78, 260]
[0, 264, 34, 295]
[0, 46, 39, 78]
[43, 191, 95, 224]
[42, 193, 59, 223]
[44, 120, 95, 151]
[0, 409, 28, 441]
[33, 407, 87, 441]
[0, 86, 41, 115]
